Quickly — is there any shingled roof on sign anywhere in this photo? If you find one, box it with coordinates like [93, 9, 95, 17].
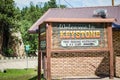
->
[28, 6, 120, 33]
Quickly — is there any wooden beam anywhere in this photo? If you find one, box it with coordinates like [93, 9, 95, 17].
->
[46, 23, 52, 80]
[51, 48, 109, 53]
[45, 18, 115, 23]
[107, 23, 114, 79]
[38, 26, 41, 80]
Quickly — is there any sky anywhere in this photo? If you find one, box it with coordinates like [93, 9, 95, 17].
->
[14, 0, 120, 9]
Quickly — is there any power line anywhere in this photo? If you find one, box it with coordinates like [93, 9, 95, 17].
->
[64, 0, 73, 8]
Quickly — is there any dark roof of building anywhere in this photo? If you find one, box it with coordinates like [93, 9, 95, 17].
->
[28, 6, 120, 33]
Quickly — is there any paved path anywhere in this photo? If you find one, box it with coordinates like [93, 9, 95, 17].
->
[62, 77, 120, 80]
[62, 76, 120, 80]
[0, 57, 38, 70]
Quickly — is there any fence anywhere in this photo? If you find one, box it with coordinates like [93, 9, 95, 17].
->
[0, 56, 38, 70]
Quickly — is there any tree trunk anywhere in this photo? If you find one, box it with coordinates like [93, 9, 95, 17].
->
[1, 26, 9, 56]
[0, 26, 3, 55]
[0, 33, 3, 55]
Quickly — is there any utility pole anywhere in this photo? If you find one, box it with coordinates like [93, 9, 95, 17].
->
[112, 0, 114, 6]
[58, 0, 60, 8]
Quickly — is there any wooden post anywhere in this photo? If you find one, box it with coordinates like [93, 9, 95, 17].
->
[46, 23, 52, 80]
[107, 23, 114, 79]
[38, 26, 41, 80]
[112, 0, 114, 6]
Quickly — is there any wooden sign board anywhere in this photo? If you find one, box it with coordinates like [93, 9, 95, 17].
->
[52, 23, 108, 50]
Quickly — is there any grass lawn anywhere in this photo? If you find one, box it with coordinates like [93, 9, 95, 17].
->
[0, 69, 38, 80]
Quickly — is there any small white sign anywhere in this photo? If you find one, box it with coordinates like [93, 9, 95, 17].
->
[61, 39, 99, 47]
[81, 39, 99, 46]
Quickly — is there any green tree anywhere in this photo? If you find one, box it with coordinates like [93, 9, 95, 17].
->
[59, 5, 67, 8]
[0, 0, 66, 56]
[0, 0, 20, 56]
[43, 0, 58, 12]
[21, 2, 43, 23]
[19, 2, 43, 55]
[48, 0, 57, 8]
[19, 0, 66, 55]
[18, 20, 38, 55]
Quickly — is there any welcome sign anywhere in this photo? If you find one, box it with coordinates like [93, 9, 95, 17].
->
[52, 23, 108, 50]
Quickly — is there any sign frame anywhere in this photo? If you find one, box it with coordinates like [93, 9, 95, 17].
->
[38, 18, 114, 80]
